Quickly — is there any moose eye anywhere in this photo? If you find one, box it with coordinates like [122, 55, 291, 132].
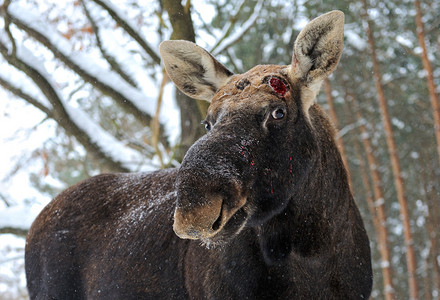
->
[202, 120, 212, 131]
[271, 108, 285, 120]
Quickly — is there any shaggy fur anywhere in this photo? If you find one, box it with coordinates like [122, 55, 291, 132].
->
[25, 11, 372, 299]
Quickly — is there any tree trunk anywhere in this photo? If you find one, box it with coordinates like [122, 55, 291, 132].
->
[346, 93, 396, 300]
[323, 79, 350, 173]
[361, 0, 419, 298]
[420, 161, 440, 299]
[162, 0, 207, 159]
[414, 0, 440, 164]
[175, 90, 207, 159]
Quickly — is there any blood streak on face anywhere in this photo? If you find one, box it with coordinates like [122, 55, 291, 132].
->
[269, 77, 287, 97]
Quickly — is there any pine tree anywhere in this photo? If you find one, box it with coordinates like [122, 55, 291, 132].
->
[414, 0, 440, 164]
[361, 0, 419, 298]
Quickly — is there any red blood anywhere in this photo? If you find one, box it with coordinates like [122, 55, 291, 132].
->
[289, 157, 293, 175]
[289, 154, 293, 175]
[269, 77, 287, 96]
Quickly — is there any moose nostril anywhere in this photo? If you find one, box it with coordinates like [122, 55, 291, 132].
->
[211, 214, 222, 231]
[211, 205, 223, 231]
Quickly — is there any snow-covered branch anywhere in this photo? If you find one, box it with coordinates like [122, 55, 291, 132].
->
[209, 0, 247, 53]
[88, 0, 161, 65]
[5, 2, 156, 127]
[0, 75, 53, 117]
[211, 0, 264, 56]
[0, 38, 149, 173]
[81, 0, 138, 88]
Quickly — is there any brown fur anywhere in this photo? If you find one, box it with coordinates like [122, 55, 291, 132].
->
[25, 11, 372, 299]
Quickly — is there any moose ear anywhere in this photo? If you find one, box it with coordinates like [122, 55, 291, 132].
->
[288, 11, 344, 111]
[159, 40, 234, 102]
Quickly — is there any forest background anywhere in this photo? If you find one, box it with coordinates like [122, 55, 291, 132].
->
[0, 0, 439, 299]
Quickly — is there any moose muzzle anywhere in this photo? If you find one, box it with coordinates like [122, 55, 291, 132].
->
[173, 194, 224, 239]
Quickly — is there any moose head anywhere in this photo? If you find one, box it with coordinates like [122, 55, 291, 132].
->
[160, 11, 345, 246]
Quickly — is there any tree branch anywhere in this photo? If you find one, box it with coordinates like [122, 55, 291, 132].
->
[209, 0, 247, 53]
[162, 0, 196, 41]
[81, 0, 138, 88]
[4, 6, 154, 127]
[161, 0, 206, 160]
[0, 193, 12, 207]
[1, 0, 16, 56]
[0, 227, 28, 237]
[88, 0, 161, 65]
[2, 3, 169, 155]
[211, 0, 264, 56]
[151, 69, 168, 168]
[0, 40, 130, 173]
[0, 75, 53, 117]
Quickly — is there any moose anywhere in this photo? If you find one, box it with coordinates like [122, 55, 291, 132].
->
[25, 11, 372, 299]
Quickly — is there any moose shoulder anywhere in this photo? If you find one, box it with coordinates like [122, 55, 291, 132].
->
[25, 11, 372, 299]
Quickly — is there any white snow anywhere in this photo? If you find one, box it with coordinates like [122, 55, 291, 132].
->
[0, 235, 27, 299]
[0, 91, 54, 214]
[374, 197, 385, 207]
[396, 35, 413, 48]
[391, 117, 405, 130]
[345, 30, 367, 50]
[0, 203, 43, 230]
[380, 260, 390, 268]
[212, 0, 264, 56]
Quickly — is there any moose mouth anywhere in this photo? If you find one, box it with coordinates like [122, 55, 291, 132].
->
[199, 207, 248, 248]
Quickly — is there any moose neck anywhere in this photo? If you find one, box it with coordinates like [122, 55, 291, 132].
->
[257, 108, 352, 265]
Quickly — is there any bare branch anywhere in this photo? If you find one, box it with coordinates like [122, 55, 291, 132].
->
[183, 0, 191, 15]
[80, 0, 138, 88]
[151, 69, 168, 168]
[88, 0, 161, 65]
[161, 0, 205, 160]
[224, 48, 242, 73]
[0, 193, 12, 207]
[415, 0, 440, 164]
[0, 227, 28, 237]
[1, 0, 16, 56]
